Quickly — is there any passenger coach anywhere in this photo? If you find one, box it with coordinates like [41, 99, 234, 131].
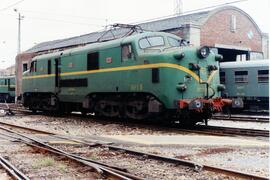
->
[220, 60, 269, 111]
[0, 76, 15, 103]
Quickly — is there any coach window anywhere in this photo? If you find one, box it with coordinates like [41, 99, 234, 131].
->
[121, 44, 134, 62]
[87, 52, 99, 70]
[220, 71, 225, 84]
[48, 60, 51, 74]
[234, 71, 248, 83]
[258, 70, 269, 83]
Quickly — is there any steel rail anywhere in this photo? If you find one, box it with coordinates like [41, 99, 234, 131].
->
[0, 155, 30, 180]
[6, 107, 269, 138]
[1, 114, 268, 139]
[0, 121, 111, 147]
[0, 121, 55, 135]
[2, 104, 269, 138]
[212, 115, 269, 123]
[196, 125, 269, 137]
[0, 126, 144, 180]
[105, 145, 268, 180]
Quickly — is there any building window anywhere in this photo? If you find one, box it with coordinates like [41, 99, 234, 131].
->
[87, 52, 99, 70]
[235, 71, 248, 83]
[220, 71, 225, 84]
[23, 63, 28, 72]
[121, 44, 134, 61]
[230, 15, 236, 32]
[258, 70, 269, 83]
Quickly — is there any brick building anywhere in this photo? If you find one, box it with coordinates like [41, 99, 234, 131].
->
[0, 65, 15, 76]
[15, 6, 269, 97]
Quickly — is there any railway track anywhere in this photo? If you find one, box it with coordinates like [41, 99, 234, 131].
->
[0, 155, 30, 180]
[0, 125, 143, 180]
[212, 114, 269, 123]
[0, 121, 268, 180]
[194, 125, 269, 137]
[0, 103, 269, 138]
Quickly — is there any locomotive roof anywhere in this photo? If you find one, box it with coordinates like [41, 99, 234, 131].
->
[33, 31, 179, 60]
[220, 60, 269, 69]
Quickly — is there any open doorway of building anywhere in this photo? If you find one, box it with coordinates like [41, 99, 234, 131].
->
[217, 48, 249, 62]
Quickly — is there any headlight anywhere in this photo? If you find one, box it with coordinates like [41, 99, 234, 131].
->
[197, 46, 210, 59]
[189, 99, 203, 110]
[232, 98, 244, 108]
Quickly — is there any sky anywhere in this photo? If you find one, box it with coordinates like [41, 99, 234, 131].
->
[0, 0, 269, 69]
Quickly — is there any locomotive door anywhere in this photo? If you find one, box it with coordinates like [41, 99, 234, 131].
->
[55, 58, 61, 94]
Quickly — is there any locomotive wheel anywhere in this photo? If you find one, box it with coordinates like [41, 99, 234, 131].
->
[124, 97, 149, 120]
[95, 100, 120, 118]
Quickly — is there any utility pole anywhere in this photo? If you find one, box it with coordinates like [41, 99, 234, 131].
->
[14, 9, 24, 54]
[14, 9, 24, 104]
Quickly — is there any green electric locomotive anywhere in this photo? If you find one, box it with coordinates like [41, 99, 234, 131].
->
[0, 76, 15, 103]
[22, 31, 234, 125]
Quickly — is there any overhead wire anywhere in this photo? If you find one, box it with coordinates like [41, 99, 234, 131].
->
[20, 9, 109, 21]
[0, 0, 26, 12]
[0, 0, 250, 30]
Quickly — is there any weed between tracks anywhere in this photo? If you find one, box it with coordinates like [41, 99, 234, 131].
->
[32, 157, 68, 173]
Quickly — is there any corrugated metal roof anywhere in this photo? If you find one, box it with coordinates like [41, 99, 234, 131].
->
[26, 10, 210, 53]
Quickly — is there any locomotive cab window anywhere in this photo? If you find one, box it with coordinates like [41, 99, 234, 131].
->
[121, 44, 134, 61]
[258, 70, 269, 83]
[87, 52, 99, 70]
[234, 71, 248, 83]
[168, 37, 181, 47]
[30, 61, 37, 72]
[139, 36, 165, 49]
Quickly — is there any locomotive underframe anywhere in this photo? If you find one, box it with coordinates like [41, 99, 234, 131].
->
[0, 93, 14, 103]
[230, 96, 269, 111]
[22, 91, 214, 125]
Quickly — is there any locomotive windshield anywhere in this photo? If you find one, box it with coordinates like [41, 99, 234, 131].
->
[168, 37, 188, 47]
[139, 36, 165, 49]
[139, 35, 188, 50]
